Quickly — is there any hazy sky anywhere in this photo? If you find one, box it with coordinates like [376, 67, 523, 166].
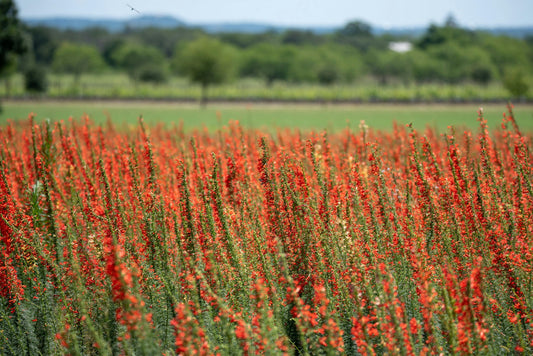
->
[15, 0, 533, 28]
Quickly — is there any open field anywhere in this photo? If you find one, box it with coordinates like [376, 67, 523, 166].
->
[1, 112, 532, 354]
[2, 100, 533, 132]
[1, 71, 530, 103]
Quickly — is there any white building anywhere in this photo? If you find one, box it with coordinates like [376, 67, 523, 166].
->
[388, 42, 413, 53]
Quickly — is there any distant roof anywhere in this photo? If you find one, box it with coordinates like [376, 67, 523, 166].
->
[389, 41, 413, 53]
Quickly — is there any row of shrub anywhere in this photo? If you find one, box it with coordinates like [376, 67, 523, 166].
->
[11, 19, 533, 99]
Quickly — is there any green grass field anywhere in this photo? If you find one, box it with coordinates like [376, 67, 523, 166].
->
[1, 73, 526, 103]
[1, 100, 532, 133]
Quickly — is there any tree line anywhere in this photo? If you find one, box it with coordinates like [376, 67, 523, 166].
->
[1, 0, 532, 102]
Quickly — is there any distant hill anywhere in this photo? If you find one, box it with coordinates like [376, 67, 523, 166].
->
[195, 22, 337, 34]
[23, 15, 332, 34]
[22, 15, 533, 38]
[23, 15, 186, 32]
[476, 27, 533, 38]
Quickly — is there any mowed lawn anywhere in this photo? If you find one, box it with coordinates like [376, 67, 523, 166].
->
[1, 100, 532, 133]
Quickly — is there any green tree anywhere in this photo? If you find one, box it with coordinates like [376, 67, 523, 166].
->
[111, 42, 169, 84]
[287, 46, 319, 83]
[52, 42, 105, 86]
[503, 68, 529, 98]
[281, 29, 323, 46]
[406, 44, 497, 85]
[26, 26, 59, 65]
[240, 43, 294, 85]
[406, 49, 443, 84]
[0, 0, 26, 71]
[174, 37, 236, 106]
[24, 65, 48, 93]
[417, 24, 476, 50]
[287, 45, 362, 84]
[218, 31, 278, 49]
[102, 38, 126, 67]
[481, 35, 531, 77]
[0, 55, 16, 96]
[0, 0, 27, 108]
[425, 43, 479, 84]
[465, 47, 497, 85]
[337, 20, 372, 38]
[334, 20, 381, 52]
[133, 27, 204, 57]
[368, 50, 413, 85]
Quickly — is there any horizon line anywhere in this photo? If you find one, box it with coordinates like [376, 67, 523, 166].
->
[20, 14, 533, 30]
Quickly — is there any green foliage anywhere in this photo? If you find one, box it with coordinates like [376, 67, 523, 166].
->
[411, 23, 508, 84]
[281, 29, 323, 46]
[481, 35, 531, 76]
[241, 44, 362, 86]
[26, 26, 59, 65]
[175, 37, 236, 85]
[52, 42, 105, 82]
[466, 47, 498, 85]
[334, 20, 388, 52]
[368, 50, 413, 85]
[24, 65, 48, 93]
[240, 43, 294, 85]
[0, 52, 17, 80]
[1, 71, 530, 104]
[174, 37, 237, 105]
[137, 63, 168, 84]
[102, 38, 126, 67]
[111, 42, 169, 83]
[317, 66, 338, 85]
[292, 45, 363, 84]
[406, 49, 443, 83]
[217, 31, 278, 49]
[286, 46, 319, 83]
[5, 17, 533, 98]
[425, 43, 497, 84]
[0, 0, 26, 111]
[337, 20, 372, 37]
[503, 68, 530, 98]
[142, 27, 204, 56]
[417, 23, 477, 49]
[0, 0, 27, 74]
[69, 27, 112, 52]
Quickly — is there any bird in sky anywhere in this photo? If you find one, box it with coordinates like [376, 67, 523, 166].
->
[126, 4, 140, 14]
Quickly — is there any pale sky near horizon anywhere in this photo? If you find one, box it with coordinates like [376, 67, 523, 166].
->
[15, 0, 533, 28]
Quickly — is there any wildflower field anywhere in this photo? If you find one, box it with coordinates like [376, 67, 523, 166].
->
[0, 106, 532, 355]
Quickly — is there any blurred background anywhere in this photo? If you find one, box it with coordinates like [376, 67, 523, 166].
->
[1, 0, 532, 104]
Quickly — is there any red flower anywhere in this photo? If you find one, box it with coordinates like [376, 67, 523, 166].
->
[235, 320, 248, 339]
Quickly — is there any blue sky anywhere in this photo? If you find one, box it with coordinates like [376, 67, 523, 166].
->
[15, 0, 533, 28]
